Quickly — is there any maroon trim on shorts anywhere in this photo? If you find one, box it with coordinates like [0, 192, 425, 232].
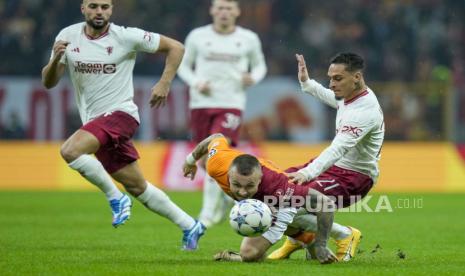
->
[80, 111, 140, 174]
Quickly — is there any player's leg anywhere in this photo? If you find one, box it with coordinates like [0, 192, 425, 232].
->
[305, 167, 371, 261]
[198, 171, 226, 227]
[240, 236, 272, 262]
[291, 213, 352, 240]
[197, 151, 229, 227]
[111, 161, 195, 228]
[267, 167, 355, 261]
[276, 167, 369, 261]
[199, 109, 243, 226]
[216, 110, 242, 214]
[267, 212, 352, 260]
[213, 238, 271, 263]
[61, 127, 128, 227]
[267, 226, 314, 260]
[289, 213, 360, 261]
[61, 129, 124, 203]
[190, 109, 226, 227]
[111, 161, 205, 250]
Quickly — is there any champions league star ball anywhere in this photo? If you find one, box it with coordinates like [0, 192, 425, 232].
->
[229, 199, 273, 237]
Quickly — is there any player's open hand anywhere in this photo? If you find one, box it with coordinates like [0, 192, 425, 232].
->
[150, 80, 171, 108]
[314, 245, 338, 264]
[196, 81, 211, 96]
[242, 73, 255, 88]
[287, 171, 307, 185]
[295, 54, 309, 82]
[213, 250, 242, 262]
[53, 40, 69, 61]
[182, 161, 198, 180]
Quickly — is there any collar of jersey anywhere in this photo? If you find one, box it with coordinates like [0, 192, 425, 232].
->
[83, 23, 111, 40]
[344, 90, 369, 105]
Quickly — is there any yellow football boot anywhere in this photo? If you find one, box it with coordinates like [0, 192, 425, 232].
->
[335, 226, 362, 261]
[267, 232, 315, 260]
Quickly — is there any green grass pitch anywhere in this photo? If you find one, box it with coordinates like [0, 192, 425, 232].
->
[1, 191, 464, 275]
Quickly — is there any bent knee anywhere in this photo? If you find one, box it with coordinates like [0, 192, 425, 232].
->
[240, 246, 264, 262]
[60, 143, 81, 163]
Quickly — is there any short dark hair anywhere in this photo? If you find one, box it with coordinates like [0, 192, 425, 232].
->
[330, 52, 364, 72]
[231, 154, 260, 176]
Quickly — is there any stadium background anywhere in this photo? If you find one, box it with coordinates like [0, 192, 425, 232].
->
[1, 0, 464, 192]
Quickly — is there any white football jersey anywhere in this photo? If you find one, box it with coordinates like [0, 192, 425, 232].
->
[51, 22, 160, 123]
[177, 24, 267, 110]
[298, 79, 385, 183]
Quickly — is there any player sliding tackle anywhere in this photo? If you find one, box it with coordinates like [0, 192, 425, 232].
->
[183, 52, 384, 262]
[183, 133, 338, 264]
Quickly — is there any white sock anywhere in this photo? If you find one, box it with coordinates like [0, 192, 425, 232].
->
[290, 213, 352, 240]
[331, 223, 352, 240]
[69, 154, 123, 201]
[223, 193, 235, 206]
[287, 236, 299, 244]
[137, 182, 195, 231]
[199, 175, 226, 226]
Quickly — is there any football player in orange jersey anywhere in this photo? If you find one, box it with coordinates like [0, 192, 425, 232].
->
[183, 133, 362, 263]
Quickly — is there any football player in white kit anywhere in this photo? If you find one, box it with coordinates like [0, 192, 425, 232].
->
[268, 52, 385, 260]
[177, 0, 267, 228]
[41, 0, 205, 250]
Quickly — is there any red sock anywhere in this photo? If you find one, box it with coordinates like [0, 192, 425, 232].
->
[293, 232, 315, 244]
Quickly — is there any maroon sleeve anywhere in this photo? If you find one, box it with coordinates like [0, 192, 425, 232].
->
[284, 158, 314, 173]
[254, 166, 310, 207]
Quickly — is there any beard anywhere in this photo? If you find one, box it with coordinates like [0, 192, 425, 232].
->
[86, 18, 108, 30]
[335, 95, 343, 101]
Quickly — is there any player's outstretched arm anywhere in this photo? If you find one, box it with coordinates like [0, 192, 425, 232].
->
[307, 188, 338, 264]
[150, 35, 185, 108]
[182, 133, 225, 179]
[295, 54, 338, 108]
[191, 133, 225, 161]
[42, 40, 68, 89]
[296, 54, 310, 82]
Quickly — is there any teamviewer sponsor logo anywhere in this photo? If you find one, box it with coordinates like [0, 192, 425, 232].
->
[74, 61, 116, 74]
[103, 64, 116, 74]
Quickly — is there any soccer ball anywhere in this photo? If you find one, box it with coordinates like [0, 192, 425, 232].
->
[229, 199, 273, 237]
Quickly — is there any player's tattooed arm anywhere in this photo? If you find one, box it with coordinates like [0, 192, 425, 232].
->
[191, 133, 225, 161]
[307, 188, 338, 264]
[182, 133, 225, 180]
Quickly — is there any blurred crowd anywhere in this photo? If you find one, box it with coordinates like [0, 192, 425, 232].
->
[0, 0, 464, 141]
